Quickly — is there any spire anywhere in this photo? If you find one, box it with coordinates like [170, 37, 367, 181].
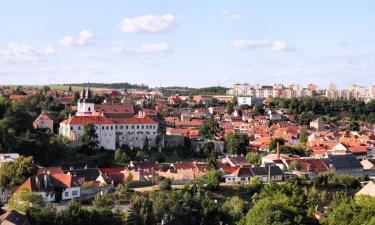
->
[80, 87, 85, 99]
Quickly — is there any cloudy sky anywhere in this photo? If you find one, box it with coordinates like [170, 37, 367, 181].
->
[0, 1, 375, 88]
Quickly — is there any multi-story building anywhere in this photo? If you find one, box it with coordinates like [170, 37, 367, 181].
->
[59, 88, 159, 150]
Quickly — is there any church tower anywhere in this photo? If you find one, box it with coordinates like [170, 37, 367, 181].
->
[76, 86, 95, 116]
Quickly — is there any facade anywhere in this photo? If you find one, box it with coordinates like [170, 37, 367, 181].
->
[310, 118, 326, 131]
[59, 88, 158, 150]
[33, 112, 55, 131]
[324, 154, 363, 177]
[237, 96, 263, 106]
[17, 173, 81, 202]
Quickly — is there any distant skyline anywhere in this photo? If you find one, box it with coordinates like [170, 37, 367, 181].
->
[1, 1, 375, 88]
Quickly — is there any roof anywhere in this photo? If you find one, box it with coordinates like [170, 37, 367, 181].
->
[18, 173, 81, 193]
[111, 116, 157, 124]
[0, 210, 30, 225]
[37, 167, 64, 175]
[356, 181, 375, 197]
[64, 168, 100, 182]
[9, 95, 27, 100]
[326, 154, 363, 170]
[99, 166, 127, 175]
[95, 104, 134, 115]
[61, 116, 115, 125]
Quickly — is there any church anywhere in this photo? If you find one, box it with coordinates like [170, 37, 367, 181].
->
[59, 87, 159, 150]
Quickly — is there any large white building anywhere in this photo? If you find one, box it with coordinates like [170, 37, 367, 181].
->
[227, 83, 313, 99]
[59, 88, 158, 150]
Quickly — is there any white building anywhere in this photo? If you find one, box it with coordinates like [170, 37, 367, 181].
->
[237, 96, 263, 106]
[59, 88, 159, 150]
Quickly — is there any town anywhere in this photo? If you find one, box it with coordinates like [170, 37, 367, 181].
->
[0, 82, 374, 225]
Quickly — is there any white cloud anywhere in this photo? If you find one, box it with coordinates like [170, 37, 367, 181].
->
[59, 36, 73, 47]
[121, 14, 175, 33]
[230, 39, 272, 50]
[40, 46, 56, 55]
[77, 30, 93, 45]
[230, 39, 295, 51]
[0, 42, 56, 63]
[272, 41, 293, 51]
[59, 30, 94, 47]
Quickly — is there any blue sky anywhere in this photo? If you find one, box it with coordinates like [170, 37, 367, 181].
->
[0, 1, 375, 88]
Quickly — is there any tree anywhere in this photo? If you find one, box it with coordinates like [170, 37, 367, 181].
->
[347, 120, 360, 131]
[200, 141, 215, 157]
[299, 127, 308, 143]
[27, 203, 58, 225]
[245, 152, 262, 166]
[226, 133, 250, 155]
[159, 178, 172, 191]
[92, 193, 113, 212]
[0, 156, 36, 191]
[79, 123, 99, 152]
[222, 196, 248, 223]
[199, 118, 220, 140]
[206, 153, 218, 170]
[9, 189, 44, 213]
[199, 169, 222, 190]
[253, 103, 265, 115]
[143, 137, 150, 150]
[269, 137, 285, 151]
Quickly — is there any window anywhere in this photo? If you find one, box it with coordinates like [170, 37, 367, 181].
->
[131, 125, 134, 129]
[106, 126, 109, 130]
[146, 125, 149, 129]
[102, 126, 104, 130]
[64, 192, 69, 197]
[120, 126, 123, 129]
[88, 107, 91, 111]
[126, 125, 128, 129]
[70, 126, 73, 130]
[72, 190, 78, 196]
[111, 126, 113, 130]
[115, 126, 118, 129]
[141, 125, 144, 129]
[78, 126, 81, 130]
[137, 125, 139, 129]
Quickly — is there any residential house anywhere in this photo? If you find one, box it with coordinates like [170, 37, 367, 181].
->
[33, 112, 55, 132]
[356, 181, 375, 197]
[323, 154, 363, 177]
[17, 173, 82, 202]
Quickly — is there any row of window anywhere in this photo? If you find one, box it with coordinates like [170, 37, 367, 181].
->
[70, 125, 157, 131]
[64, 190, 79, 197]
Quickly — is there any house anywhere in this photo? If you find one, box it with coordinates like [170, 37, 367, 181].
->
[223, 166, 283, 183]
[0, 210, 31, 225]
[310, 118, 326, 131]
[33, 112, 55, 132]
[356, 181, 375, 197]
[284, 158, 329, 178]
[237, 96, 262, 106]
[222, 156, 251, 167]
[17, 173, 82, 202]
[323, 154, 363, 177]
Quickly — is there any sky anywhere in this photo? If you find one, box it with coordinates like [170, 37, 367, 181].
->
[0, 1, 375, 88]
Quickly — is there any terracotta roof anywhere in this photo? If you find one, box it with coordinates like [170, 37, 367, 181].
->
[61, 116, 115, 125]
[37, 167, 64, 175]
[9, 95, 27, 100]
[111, 116, 157, 124]
[95, 104, 134, 115]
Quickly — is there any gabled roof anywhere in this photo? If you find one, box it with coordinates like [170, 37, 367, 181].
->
[326, 154, 363, 170]
[18, 173, 81, 193]
[64, 168, 101, 182]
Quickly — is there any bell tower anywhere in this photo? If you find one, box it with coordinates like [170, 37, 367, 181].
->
[76, 86, 95, 116]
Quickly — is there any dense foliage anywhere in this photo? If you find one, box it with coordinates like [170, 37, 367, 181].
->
[273, 97, 375, 124]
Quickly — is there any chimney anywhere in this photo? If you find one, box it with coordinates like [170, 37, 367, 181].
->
[44, 174, 48, 188]
[276, 142, 280, 160]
